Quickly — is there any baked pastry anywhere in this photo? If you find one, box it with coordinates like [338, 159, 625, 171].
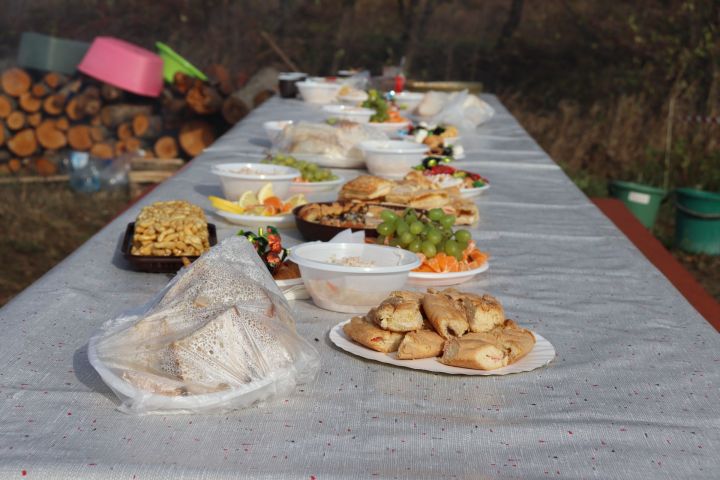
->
[396, 330, 445, 360]
[343, 316, 405, 353]
[439, 337, 507, 370]
[444, 198, 479, 225]
[463, 319, 535, 364]
[421, 293, 468, 338]
[385, 184, 449, 209]
[369, 295, 424, 332]
[434, 288, 504, 333]
[339, 175, 395, 201]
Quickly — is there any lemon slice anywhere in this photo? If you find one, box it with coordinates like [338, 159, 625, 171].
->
[257, 183, 275, 203]
[285, 194, 308, 209]
[237, 190, 259, 208]
[208, 196, 245, 214]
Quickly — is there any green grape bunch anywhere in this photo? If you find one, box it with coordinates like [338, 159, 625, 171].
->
[375, 208, 473, 260]
[263, 154, 338, 182]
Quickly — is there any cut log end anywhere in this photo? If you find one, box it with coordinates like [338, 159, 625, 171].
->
[1, 68, 32, 97]
[67, 125, 92, 151]
[6, 111, 27, 130]
[7, 129, 38, 157]
[90, 142, 114, 159]
[36, 120, 67, 150]
[19, 92, 42, 113]
[154, 136, 179, 159]
[179, 120, 215, 157]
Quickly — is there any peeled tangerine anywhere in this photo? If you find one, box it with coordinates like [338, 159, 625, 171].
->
[88, 237, 319, 414]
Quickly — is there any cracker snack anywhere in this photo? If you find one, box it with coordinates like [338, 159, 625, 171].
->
[131, 201, 210, 257]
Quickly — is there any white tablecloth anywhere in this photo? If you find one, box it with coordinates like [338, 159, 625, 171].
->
[0, 96, 718, 479]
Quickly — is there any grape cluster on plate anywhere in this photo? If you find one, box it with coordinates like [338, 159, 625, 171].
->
[375, 208, 473, 260]
[263, 154, 338, 182]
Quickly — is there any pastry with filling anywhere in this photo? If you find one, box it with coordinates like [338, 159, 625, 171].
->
[396, 330, 445, 360]
[463, 319, 535, 364]
[385, 184, 449, 209]
[369, 294, 424, 332]
[343, 316, 405, 353]
[433, 288, 504, 333]
[439, 337, 508, 370]
[421, 293, 468, 338]
[339, 175, 395, 201]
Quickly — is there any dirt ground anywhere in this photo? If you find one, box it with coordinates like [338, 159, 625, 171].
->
[0, 182, 130, 306]
[0, 180, 717, 308]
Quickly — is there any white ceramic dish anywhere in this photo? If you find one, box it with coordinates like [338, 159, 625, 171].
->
[322, 105, 374, 123]
[367, 120, 412, 137]
[407, 261, 489, 287]
[263, 120, 293, 142]
[358, 140, 428, 179]
[211, 162, 300, 200]
[296, 81, 342, 104]
[289, 242, 420, 313]
[214, 210, 296, 229]
[394, 91, 424, 113]
[460, 184, 490, 198]
[329, 320, 556, 376]
[289, 176, 344, 194]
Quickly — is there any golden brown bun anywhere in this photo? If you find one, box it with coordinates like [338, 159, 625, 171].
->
[440, 337, 507, 370]
[343, 316, 405, 353]
[397, 330, 445, 360]
[421, 293, 468, 338]
[370, 295, 424, 332]
[339, 175, 395, 201]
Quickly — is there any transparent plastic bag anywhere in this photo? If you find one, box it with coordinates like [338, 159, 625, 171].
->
[418, 90, 495, 130]
[88, 236, 320, 415]
[272, 121, 387, 168]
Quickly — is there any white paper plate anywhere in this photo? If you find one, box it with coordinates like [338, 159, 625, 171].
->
[289, 176, 344, 194]
[214, 210, 296, 228]
[275, 277, 309, 300]
[407, 261, 489, 286]
[329, 319, 555, 376]
[460, 183, 490, 198]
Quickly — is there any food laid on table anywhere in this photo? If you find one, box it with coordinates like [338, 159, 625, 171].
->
[211, 162, 300, 201]
[90, 236, 319, 413]
[411, 158, 489, 196]
[262, 154, 338, 183]
[362, 89, 411, 135]
[409, 123, 464, 158]
[130, 200, 211, 257]
[237, 226, 300, 281]
[273, 121, 387, 168]
[209, 183, 306, 216]
[341, 288, 537, 371]
[373, 207, 488, 274]
[337, 85, 369, 105]
[288, 242, 420, 313]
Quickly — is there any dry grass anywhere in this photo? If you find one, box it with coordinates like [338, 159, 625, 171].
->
[0, 183, 130, 306]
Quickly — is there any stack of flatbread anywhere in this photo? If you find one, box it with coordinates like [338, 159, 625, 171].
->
[339, 174, 479, 225]
[343, 288, 535, 370]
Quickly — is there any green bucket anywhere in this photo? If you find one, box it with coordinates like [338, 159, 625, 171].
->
[608, 180, 667, 228]
[155, 42, 207, 83]
[674, 188, 720, 255]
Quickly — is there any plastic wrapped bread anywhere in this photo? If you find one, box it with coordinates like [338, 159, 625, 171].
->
[88, 236, 319, 414]
[416, 90, 495, 130]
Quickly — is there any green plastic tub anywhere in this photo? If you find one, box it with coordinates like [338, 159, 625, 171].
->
[155, 42, 207, 83]
[608, 180, 666, 229]
[674, 188, 720, 255]
[17, 32, 89, 74]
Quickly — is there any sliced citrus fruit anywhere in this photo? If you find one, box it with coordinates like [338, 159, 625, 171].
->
[285, 193, 308, 209]
[208, 196, 245, 214]
[257, 182, 275, 203]
[237, 190, 259, 208]
[263, 196, 283, 210]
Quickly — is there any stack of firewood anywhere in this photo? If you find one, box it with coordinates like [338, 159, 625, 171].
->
[0, 64, 276, 177]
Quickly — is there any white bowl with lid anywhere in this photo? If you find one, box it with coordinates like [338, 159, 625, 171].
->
[289, 242, 420, 313]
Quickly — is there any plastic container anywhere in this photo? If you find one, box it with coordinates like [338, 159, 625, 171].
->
[337, 90, 369, 106]
[393, 91, 424, 113]
[17, 32, 89, 74]
[357, 140, 428, 179]
[78, 37, 164, 97]
[296, 81, 342, 104]
[322, 105, 374, 123]
[155, 42, 207, 83]
[674, 188, 720, 255]
[608, 180, 666, 229]
[367, 120, 412, 138]
[211, 162, 300, 200]
[289, 242, 420, 313]
[263, 120, 294, 142]
[68, 151, 101, 193]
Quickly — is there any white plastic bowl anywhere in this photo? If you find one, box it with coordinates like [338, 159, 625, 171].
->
[367, 120, 412, 138]
[394, 91, 424, 112]
[289, 175, 344, 194]
[289, 242, 420, 313]
[322, 105, 374, 123]
[211, 162, 300, 200]
[337, 90, 369, 105]
[296, 81, 342, 104]
[263, 120, 293, 142]
[358, 140, 429, 179]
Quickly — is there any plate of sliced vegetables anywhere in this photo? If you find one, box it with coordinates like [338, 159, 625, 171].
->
[372, 207, 489, 286]
[209, 182, 307, 227]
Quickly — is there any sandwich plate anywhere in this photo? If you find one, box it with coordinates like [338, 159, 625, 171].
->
[329, 319, 555, 376]
[213, 210, 296, 229]
[460, 183, 490, 198]
[407, 261, 489, 286]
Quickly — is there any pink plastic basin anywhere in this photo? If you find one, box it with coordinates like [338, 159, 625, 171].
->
[78, 37, 163, 97]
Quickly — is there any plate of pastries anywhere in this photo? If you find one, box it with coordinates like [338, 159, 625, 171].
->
[330, 288, 555, 375]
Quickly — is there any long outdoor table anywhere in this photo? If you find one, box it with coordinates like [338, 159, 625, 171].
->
[1, 96, 718, 479]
